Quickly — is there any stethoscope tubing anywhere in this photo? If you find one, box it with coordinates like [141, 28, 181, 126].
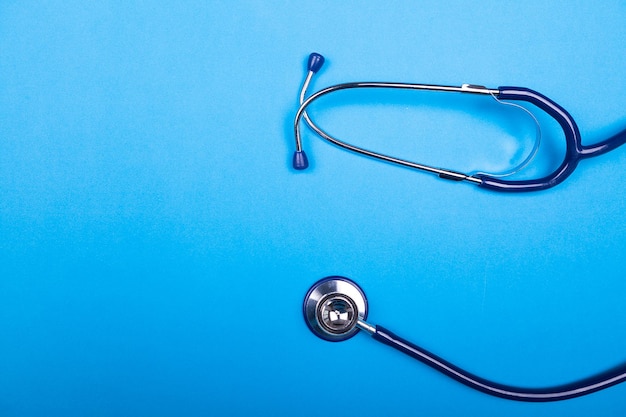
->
[372, 325, 626, 402]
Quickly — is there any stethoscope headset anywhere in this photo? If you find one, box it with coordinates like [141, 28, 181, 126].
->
[292, 53, 626, 192]
[294, 53, 626, 402]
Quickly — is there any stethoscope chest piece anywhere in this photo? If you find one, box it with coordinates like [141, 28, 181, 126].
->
[303, 276, 368, 342]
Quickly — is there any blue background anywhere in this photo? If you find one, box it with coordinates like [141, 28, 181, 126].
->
[1, 1, 625, 416]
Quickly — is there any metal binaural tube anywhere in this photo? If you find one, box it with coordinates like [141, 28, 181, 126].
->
[294, 81, 486, 183]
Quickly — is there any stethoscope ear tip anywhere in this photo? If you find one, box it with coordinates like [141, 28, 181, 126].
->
[292, 150, 309, 170]
[307, 53, 325, 73]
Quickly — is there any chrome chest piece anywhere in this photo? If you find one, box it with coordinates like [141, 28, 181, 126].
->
[303, 276, 368, 342]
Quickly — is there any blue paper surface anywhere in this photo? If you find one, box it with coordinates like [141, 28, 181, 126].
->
[1, 1, 625, 416]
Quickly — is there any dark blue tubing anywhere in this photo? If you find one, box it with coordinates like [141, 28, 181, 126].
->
[477, 87, 626, 191]
[374, 325, 626, 402]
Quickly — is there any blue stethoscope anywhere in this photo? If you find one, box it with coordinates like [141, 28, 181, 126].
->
[292, 53, 626, 191]
[296, 53, 626, 401]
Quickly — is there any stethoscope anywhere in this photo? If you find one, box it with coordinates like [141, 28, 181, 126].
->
[294, 54, 626, 401]
[292, 53, 626, 191]
[303, 276, 626, 402]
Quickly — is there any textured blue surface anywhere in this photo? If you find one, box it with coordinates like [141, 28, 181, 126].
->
[1, 1, 625, 416]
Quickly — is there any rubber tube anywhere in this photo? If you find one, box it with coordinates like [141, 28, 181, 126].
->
[373, 325, 626, 402]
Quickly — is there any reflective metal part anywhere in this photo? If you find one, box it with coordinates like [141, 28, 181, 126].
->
[303, 276, 368, 342]
[295, 70, 315, 153]
[317, 294, 358, 335]
[295, 79, 492, 184]
[461, 83, 496, 94]
[356, 319, 376, 335]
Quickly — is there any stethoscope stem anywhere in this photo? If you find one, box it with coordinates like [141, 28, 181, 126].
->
[356, 319, 376, 334]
